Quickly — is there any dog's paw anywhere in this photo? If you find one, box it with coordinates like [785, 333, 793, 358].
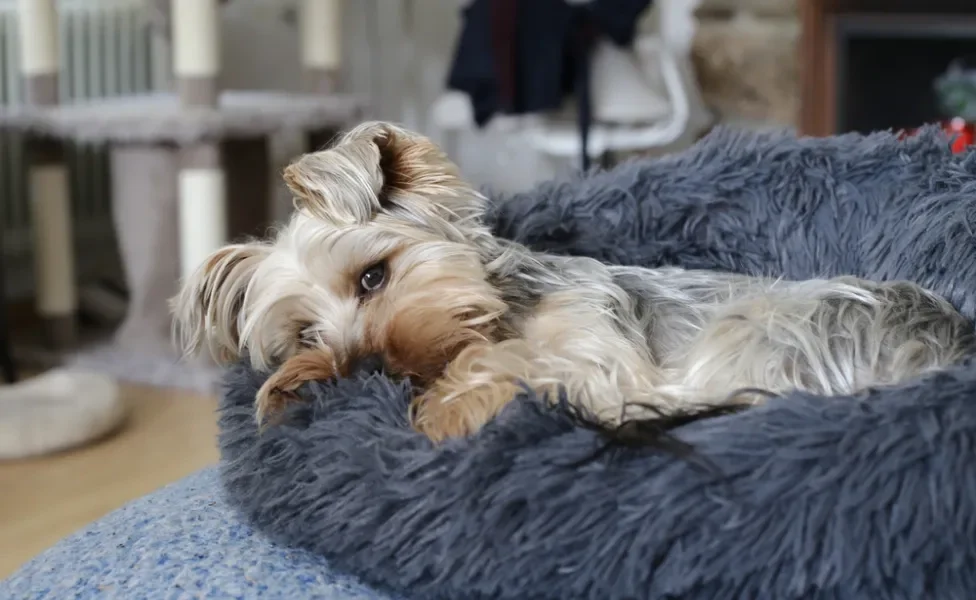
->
[410, 380, 523, 442]
[254, 348, 337, 429]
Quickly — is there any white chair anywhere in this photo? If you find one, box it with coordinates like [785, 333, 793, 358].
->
[431, 0, 712, 167]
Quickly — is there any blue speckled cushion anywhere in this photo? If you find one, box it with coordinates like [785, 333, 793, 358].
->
[0, 468, 390, 600]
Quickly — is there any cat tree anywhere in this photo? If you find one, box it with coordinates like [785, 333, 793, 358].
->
[0, 0, 358, 457]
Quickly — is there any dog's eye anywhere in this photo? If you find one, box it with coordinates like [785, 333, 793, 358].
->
[358, 262, 387, 296]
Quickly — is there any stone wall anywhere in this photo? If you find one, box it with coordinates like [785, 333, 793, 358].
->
[692, 0, 799, 128]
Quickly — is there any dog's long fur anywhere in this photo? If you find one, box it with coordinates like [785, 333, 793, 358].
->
[172, 122, 976, 442]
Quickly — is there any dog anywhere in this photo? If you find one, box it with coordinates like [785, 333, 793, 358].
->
[172, 121, 976, 443]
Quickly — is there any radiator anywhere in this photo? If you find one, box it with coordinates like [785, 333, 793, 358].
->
[0, 0, 164, 298]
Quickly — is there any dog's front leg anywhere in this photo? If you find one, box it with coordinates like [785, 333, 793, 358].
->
[409, 342, 542, 442]
[410, 379, 525, 442]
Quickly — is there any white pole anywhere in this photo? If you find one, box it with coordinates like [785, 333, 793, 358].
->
[301, 0, 342, 70]
[30, 166, 77, 319]
[170, 0, 227, 279]
[178, 162, 227, 280]
[18, 0, 77, 346]
[16, 0, 59, 78]
[171, 0, 220, 106]
[301, 0, 342, 93]
[171, 0, 220, 80]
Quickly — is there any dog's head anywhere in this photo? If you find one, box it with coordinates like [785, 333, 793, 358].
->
[172, 122, 507, 418]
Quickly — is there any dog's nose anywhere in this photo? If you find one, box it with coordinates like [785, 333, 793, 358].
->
[350, 353, 386, 376]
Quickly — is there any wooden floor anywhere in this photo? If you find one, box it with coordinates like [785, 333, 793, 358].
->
[0, 380, 219, 579]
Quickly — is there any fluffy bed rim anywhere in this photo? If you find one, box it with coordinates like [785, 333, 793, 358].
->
[219, 127, 976, 600]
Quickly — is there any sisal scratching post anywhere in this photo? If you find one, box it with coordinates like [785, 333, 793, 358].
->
[171, 0, 227, 280]
[301, 0, 342, 94]
[17, 0, 59, 105]
[171, 0, 220, 107]
[177, 144, 227, 280]
[26, 142, 76, 348]
[302, 0, 342, 151]
[18, 0, 77, 348]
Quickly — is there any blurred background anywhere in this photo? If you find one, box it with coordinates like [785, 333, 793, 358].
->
[0, 0, 973, 579]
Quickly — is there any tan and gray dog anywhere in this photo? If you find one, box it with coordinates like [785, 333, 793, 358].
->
[172, 122, 975, 442]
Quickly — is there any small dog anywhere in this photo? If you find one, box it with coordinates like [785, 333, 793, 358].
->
[173, 121, 975, 442]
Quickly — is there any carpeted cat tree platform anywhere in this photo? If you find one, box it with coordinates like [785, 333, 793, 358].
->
[4, 127, 976, 599]
[0, 0, 357, 397]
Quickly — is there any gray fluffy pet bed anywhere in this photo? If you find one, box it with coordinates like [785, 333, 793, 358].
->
[219, 127, 976, 600]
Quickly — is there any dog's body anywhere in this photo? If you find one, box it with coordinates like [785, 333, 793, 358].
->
[173, 122, 975, 442]
[407, 244, 974, 440]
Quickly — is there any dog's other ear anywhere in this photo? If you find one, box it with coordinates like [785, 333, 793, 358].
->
[171, 243, 269, 364]
[282, 121, 485, 225]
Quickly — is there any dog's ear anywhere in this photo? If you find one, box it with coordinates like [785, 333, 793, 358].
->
[282, 121, 485, 225]
[171, 243, 268, 363]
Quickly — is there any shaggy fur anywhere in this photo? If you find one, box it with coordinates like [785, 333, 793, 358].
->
[219, 126, 976, 599]
[175, 122, 972, 442]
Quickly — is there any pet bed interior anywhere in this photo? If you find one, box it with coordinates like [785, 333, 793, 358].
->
[218, 127, 976, 600]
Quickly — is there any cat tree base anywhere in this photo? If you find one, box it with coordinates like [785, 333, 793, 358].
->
[0, 368, 124, 460]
